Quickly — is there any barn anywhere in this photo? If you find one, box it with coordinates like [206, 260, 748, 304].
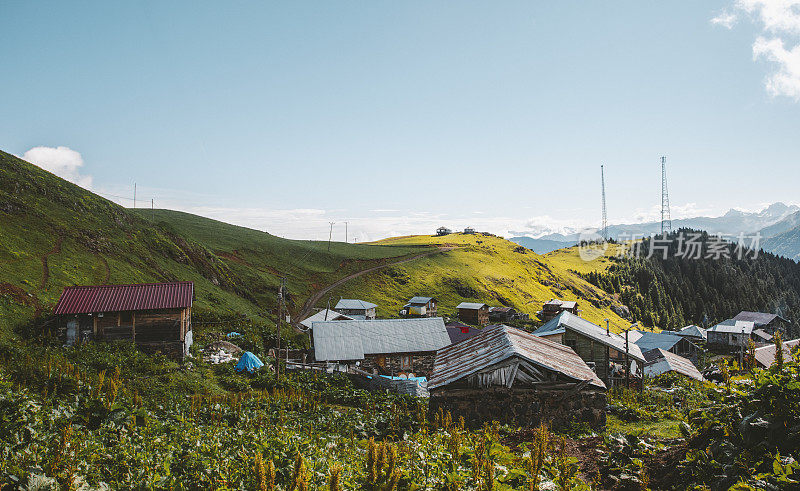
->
[54, 281, 194, 359]
[428, 324, 607, 429]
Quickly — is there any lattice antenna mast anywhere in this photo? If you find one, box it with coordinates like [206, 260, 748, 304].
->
[601, 164, 608, 240]
[661, 156, 672, 235]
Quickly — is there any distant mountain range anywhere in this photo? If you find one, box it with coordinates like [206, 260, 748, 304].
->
[510, 202, 800, 259]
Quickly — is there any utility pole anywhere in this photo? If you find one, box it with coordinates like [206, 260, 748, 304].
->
[276, 277, 285, 379]
[625, 322, 639, 390]
[328, 222, 335, 251]
[133, 182, 137, 209]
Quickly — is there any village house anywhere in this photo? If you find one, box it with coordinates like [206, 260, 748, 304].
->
[54, 281, 194, 359]
[732, 311, 790, 335]
[400, 296, 437, 317]
[488, 306, 523, 323]
[428, 324, 607, 429]
[531, 312, 645, 388]
[675, 324, 707, 342]
[311, 317, 450, 377]
[754, 339, 800, 369]
[706, 319, 756, 347]
[463, 227, 476, 234]
[630, 331, 700, 361]
[643, 349, 704, 381]
[334, 299, 377, 320]
[445, 320, 482, 345]
[456, 302, 490, 326]
[538, 299, 580, 321]
[299, 309, 353, 330]
[435, 226, 452, 236]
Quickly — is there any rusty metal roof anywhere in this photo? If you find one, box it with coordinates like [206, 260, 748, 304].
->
[54, 282, 193, 315]
[428, 324, 605, 390]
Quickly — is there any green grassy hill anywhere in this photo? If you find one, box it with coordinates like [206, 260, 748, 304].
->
[0, 150, 421, 342]
[326, 233, 633, 330]
[1, 149, 634, 346]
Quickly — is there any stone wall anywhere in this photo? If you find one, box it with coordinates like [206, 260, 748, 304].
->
[429, 387, 607, 430]
[359, 352, 437, 378]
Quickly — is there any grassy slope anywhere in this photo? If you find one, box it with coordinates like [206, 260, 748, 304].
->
[0, 151, 421, 339]
[325, 233, 633, 331]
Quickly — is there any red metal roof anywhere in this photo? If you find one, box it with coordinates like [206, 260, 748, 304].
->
[54, 282, 193, 315]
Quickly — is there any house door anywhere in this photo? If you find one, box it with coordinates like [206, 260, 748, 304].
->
[66, 319, 77, 345]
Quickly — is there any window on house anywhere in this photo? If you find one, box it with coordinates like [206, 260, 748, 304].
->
[120, 312, 133, 325]
[400, 355, 412, 370]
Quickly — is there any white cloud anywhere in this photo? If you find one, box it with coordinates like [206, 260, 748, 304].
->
[737, 0, 800, 34]
[22, 146, 93, 189]
[711, 11, 738, 29]
[753, 36, 800, 99]
[714, 0, 800, 100]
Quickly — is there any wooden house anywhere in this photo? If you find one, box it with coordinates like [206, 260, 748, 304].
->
[435, 227, 452, 236]
[334, 299, 377, 320]
[531, 312, 645, 388]
[456, 302, 490, 326]
[732, 311, 790, 335]
[539, 299, 579, 321]
[754, 339, 800, 368]
[463, 227, 476, 234]
[401, 296, 437, 317]
[428, 324, 607, 429]
[489, 306, 521, 322]
[312, 317, 450, 377]
[706, 320, 755, 347]
[631, 331, 700, 361]
[54, 282, 194, 359]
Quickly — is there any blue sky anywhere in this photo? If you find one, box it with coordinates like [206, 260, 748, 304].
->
[2, 1, 799, 240]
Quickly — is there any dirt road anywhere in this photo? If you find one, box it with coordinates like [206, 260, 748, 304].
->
[295, 246, 454, 326]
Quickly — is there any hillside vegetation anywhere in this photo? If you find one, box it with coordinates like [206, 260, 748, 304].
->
[0, 150, 422, 343]
[326, 234, 632, 330]
[578, 231, 800, 333]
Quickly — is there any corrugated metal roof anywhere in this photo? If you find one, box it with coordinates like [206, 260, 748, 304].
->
[644, 349, 703, 381]
[408, 296, 434, 304]
[428, 324, 605, 390]
[457, 302, 488, 310]
[532, 312, 645, 362]
[299, 309, 353, 330]
[312, 317, 450, 361]
[733, 311, 789, 326]
[707, 319, 754, 334]
[632, 332, 684, 352]
[677, 325, 707, 340]
[54, 282, 193, 315]
[335, 299, 377, 310]
[754, 339, 800, 368]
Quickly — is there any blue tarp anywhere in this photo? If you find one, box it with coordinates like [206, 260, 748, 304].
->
[379, 375, 427, 384]
[227, 332, 242, 338]
[235, 351, 264, 373]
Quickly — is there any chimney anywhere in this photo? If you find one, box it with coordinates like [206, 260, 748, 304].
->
[605, 318, 610, 336]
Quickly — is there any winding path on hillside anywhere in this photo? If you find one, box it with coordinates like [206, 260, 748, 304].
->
[295, 246, 455, 327]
